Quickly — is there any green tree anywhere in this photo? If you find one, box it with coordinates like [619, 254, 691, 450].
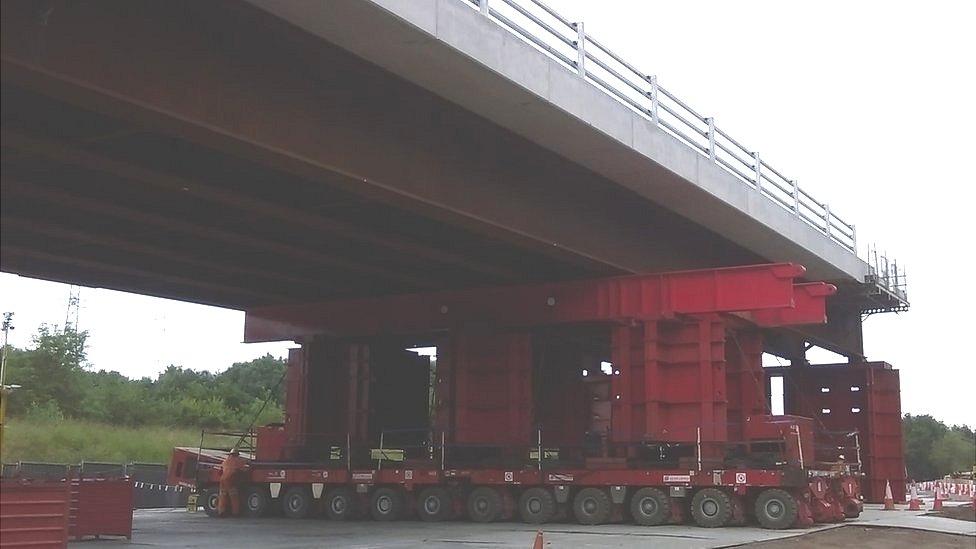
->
[930, 431, 976, 476]
[903, 414, 976, 479]
[3, 327, 285, 429]
[4, 325, 88, 417]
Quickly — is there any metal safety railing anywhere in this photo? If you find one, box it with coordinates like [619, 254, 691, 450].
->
[461, 0, 905, 294]
[866, 244, 908, 304]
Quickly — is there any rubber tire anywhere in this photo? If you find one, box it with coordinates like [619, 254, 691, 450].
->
[518, 487, 556, 524]
[281, 486, 313, 519]
[201, 488, 220, 518]
[630, 487, 671, 526]
[417, 487, 454, 522]
[467, 487, 503, 523]
[690, 488, 733, 528]
[324, 487, 358, 521]
[241, 485, 271, 518]
[842, 499, 861, 519]
[755, 489, 799, 529]
[573, 487, 612, 525]
[370, 487, 405, 521]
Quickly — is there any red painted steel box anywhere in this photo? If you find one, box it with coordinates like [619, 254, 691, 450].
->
[68, 478, 134, 540]
[0, 480, 70, 548]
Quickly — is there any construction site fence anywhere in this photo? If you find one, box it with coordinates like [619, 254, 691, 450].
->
[915, 479, 975, 499]
[1, 461, 188, 508]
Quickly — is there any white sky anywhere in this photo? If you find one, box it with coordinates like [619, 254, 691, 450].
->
[1, 0, 973, 425]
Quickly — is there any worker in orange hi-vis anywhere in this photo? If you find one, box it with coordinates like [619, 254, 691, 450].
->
[217, 448, 248, 517]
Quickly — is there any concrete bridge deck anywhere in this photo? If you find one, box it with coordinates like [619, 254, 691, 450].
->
[1, 0, 906, 358]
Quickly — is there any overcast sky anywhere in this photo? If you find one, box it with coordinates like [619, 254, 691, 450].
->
[0, 0, 973, 426]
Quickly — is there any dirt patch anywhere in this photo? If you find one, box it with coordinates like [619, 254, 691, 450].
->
[743, 525, 973, 549]
[927, 503, 976, 522]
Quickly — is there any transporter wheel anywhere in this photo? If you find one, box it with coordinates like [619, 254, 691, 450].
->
[842, 499, 861, 519]
[242, 485, 271, 518]
[324, 487, 359, 520]
[518, 487, 556, 524]
[573, 487, 612, 525]
[630, 487, 671, 526]
[690, 488, 733, 528]
[754, 489, 799, 530]
[281, 486, 313, 519]
[467, 487, 503, 523]
[200, 488, 220, 517]
[417, 487, 454, 522]
[370, 487, 405, 521]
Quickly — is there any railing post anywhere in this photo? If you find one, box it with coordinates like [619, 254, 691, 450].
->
[752, 152, 761, 192]
[478, 0, 488, 15]
[823, 203, 831, 237]
[706, 117, 716, 160]
[574, 22, 585, 77]
[647, 75, 659, 123]
[791, 179, 800, 214]
[851, 224, 857, 253]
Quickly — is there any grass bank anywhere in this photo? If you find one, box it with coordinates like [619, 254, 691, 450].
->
[2, 417, 202, 464]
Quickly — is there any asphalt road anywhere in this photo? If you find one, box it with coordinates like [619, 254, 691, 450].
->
[73, 504, 974, 548]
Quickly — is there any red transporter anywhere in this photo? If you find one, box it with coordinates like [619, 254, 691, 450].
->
[170, 264, 891, 529]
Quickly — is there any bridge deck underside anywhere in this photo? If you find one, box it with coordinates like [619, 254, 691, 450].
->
[0, 0, 864, 357]
[1, 85, 605, 308]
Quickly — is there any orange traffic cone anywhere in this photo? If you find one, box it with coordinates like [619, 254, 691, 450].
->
[532, 530, 544, 549]
[932, 485, 944, 511]
[908, 483, 923, 511]
[883, 480, 896, 510]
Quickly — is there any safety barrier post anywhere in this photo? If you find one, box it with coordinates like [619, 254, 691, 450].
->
[647, 75, 659, 123]
[574, 22, 585, 76]
[706, 118, 716, 160]
[824, 204, 831, 237]
[753, 152, 762, 192]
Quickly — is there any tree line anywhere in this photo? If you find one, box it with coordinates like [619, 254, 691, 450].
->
[902, 414, 975, 481]
[3, 325, 285, 429]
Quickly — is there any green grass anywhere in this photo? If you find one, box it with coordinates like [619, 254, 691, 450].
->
[2, 417, 203, 464]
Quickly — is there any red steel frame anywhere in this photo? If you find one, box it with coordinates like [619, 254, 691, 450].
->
[244, 263, 829, 341]
[246, 262, 837, 451]
[172, 263, 884, 529]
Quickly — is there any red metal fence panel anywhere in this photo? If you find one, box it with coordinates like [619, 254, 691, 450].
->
[68, 478, 134, 540]
[0, 480, 70, 549]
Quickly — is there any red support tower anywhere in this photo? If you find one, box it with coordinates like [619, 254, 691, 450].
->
[765, 362, 906, 503]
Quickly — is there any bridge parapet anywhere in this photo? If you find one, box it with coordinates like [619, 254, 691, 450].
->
[461, 0, 907, 308]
